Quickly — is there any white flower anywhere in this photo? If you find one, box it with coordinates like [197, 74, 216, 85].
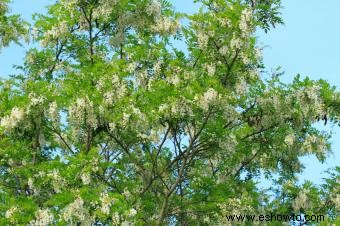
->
[127, 62, 137, 73]
[81, 172, 91, 185]
[47, 169, 65, 193]
[112, 212, 120, 224]
[29, 93, 44, 106]
[29, 209, 54, 226]
[96, 77, 106, 90]
[121, 113, 131, 126]
[111, 74, 120, 85]
[239, 8, 252, 35]
[28, 177, 34, 190]
[333, 194, 340, 211]
[240, 52, 250, 65]
[230, 36, 242, 50]
[153, 61, 162, 74]
[62, 197, 90, 222]
[167, 75, 180, 85]
[5, 206, 18, 219]
[284, 134, 295, 146]
[26, 52, 35, 64]
[109, 122, 116, 131]
[203, 216, 210, 223]
[48, 101, 59, 124]
[69, 96, 97, 129]
[146, 0, 161, 16]
[100, 192, 114, 215]
[128, 208, 137, 217]
[302, 134, 327, 154]
[219, 45, 228, 55]
[235, 79, 247, 95]
[217, 17, 231, 27]
[136, 70, 149, 87]
[206, 64, 216, 76]
[197, 31, 209, 49]
[158, 103, 168, 114]
[197, 88, 219, 110]
[152, 16, 180, 34]
[0, 107, 25, 130]
[104, 91, 115, 105]
[123, 189, 131, 198]
[293, 189, 310, 212]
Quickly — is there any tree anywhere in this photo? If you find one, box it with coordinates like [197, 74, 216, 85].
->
[0, 0, 339, 225]
[0, 0, 28, 50]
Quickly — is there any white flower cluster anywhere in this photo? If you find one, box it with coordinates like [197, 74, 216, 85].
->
[27, 177, 39, 194]
[206, 64, 216, 76]
[136, 69, 149, 87]
[196, 88, 219, 111]
[146, 0, 162, 16]
[159, 98, 193, 119]
[0, 107, 25, 131]
[293, 189, 310, 212]
[152, 16, 180, 35]
[112, 212, 121, 225]
[153, 60, 163, 74]
[217, 17, 232, 27]
[302, 134, 327, 154]
[69, 96, 97, 129]
[230, 36, 242, 50]
[5, 206, 18, 219]
[80, 172, 91, 185]
[240, 51, 251, 65]
[166, 74, 180, 85]
[48, 101, 60, 125]
[296, 85, 325, 118]
[41, 21, 68, 46]
[235, 79, 248, 96]
[60, 0, 79, 10]
[26, 52, 35, 64]
[220, 195, 254, 217]
[121, 112, 131, 127]
[304, 85, 320, 101]
[100, 192, 114, 215]
[92, 0, 118, 21]
[284, 133, 295, 146]
[158, 103, 168, 114]
[62, 197, 91, 223]
[219, 45, 228, 56]
[29, 93, 44, 106]
[113, 105, 148, 135]
[239, 8, 252, 35]
[126, 62, 137, 74]
[128, 208, 137, 217]
[29, 209, 54, 226]
[25, 92, 45, 115]
[97, 75, 127, 105]
[47, 169, 65, 193]
[197, 31, 209, 49]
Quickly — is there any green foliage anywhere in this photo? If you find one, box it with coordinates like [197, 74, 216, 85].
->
[0, 0, 28, 50]
[0, 0, 339, 225]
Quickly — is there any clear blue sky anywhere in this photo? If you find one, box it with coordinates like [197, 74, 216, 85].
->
[0, 0, 339, 185]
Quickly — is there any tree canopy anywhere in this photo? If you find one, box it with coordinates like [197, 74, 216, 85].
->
[0, 0, 339, 225]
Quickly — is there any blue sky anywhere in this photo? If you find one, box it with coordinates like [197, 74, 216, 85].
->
[0, 0, 339, 185]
